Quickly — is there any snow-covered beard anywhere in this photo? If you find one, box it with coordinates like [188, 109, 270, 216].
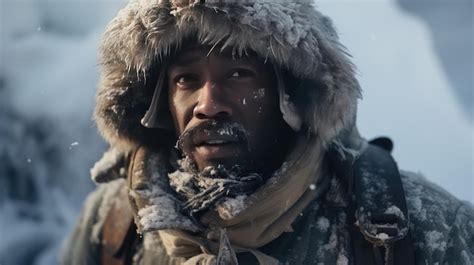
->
[168, 157, 263, 224]
[169, 120, 267, 223]
[175, 120, 250, 168]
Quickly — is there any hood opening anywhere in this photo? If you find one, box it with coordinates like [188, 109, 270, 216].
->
[139, 36, 306, 135]
[95, 1, 361, 153]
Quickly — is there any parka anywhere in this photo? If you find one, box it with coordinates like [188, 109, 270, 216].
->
[61, 1, 474, 264]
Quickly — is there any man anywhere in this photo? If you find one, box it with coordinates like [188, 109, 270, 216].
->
[62, 1, 473, 264]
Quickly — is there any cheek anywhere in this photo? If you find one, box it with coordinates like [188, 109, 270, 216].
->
[247, 88, 279, 117]
[236, 88, 272, 112]
[239, 89, 282, 139]
[169, 92, 196, 135]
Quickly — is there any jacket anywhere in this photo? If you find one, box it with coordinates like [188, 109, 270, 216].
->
[61, 170, 474, 264]
[61, 1, 474, 264]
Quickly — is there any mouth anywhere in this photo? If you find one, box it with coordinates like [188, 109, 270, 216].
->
[202, 140, 228, 145]
[194, 136, 243, 160]
[195, 137, 239, 146]
[177, 121, 249, 165]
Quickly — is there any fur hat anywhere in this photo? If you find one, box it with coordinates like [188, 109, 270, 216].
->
[95, 0, 362, 152]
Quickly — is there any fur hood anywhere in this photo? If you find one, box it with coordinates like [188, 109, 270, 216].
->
[95, 0, 362, 152]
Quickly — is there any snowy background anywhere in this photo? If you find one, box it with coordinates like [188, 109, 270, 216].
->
[0, 0, 472, 264]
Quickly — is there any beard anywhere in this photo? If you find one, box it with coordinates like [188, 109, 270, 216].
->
[170, 127, 264, 222]
[175, 120, 253, 173]
[169, 159, 264, 222]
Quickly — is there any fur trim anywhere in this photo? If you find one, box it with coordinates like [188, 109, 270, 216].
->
[95, 0, 361, 151]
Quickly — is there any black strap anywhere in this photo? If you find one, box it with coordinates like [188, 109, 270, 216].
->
[328, 139, 416, 265]
[352, 144, 415, 265]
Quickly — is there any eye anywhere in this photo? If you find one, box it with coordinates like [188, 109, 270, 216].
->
[228, 69, 255, 79]
[174, 74, 200, 88]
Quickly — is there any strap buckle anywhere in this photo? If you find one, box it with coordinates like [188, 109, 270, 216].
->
[358, 208, 409, 246]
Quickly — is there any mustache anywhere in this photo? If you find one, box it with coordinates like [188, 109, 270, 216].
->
[176, 120, 249, 154]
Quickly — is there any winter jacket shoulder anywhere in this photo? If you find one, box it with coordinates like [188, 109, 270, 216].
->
[60, 179, 128, 265]
[401, 171, 474, 264]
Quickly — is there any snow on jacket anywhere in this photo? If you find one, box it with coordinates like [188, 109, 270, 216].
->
[61, 1, 474, 264]
[61, 170, 474, 264]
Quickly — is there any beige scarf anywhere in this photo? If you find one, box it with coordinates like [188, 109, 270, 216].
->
[159, 135, 327, 264]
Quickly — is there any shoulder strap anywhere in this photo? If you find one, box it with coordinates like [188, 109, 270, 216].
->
[100, 183, 139, 265]
[328, 138, 416, 265]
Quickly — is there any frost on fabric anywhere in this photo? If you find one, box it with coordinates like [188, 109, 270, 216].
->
[91, 179, 127, 243]
[355, 166, 413, 241]
[384, 205, 405, 220]
[425, 230, 447, 252]
[133, 153, 199, 233]
[410, 196, 427, 221]
[400, 171, 458, 256]
[375, 233, 389, 240]
[134, 188, 199, 233]
[216, 195, 247, 220]
[90, 147, 126, 183]
[402, 171, 455, 227]
[240, 1, 312, 47]
[335, 212, 350, 265]
[324, 177, 348, 207]
[324, 226, 338, 252]
[136, 191, 198, 233]
[336, 254, 349, 265]
[360, 167, 390, 210]
[357, 205, 408, 242]
[316, 216, 330, 232]
[315, 211, 350, 264]
[168, 170, 194, 194]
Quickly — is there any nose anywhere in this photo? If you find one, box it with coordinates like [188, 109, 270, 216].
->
[193, 81, 232, 119]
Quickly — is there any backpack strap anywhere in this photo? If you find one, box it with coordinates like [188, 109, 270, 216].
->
[100, 188, 138, 265]
[99, 148, 141, 265]
[328, 137, 416, 265]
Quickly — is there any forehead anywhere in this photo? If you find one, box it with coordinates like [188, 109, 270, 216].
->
[168, 45, 263, 67]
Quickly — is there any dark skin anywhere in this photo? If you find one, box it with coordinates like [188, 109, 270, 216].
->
[167, 46, 294, 176]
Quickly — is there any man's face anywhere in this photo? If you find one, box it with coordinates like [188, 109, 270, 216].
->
[167, 46, 291, 174]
